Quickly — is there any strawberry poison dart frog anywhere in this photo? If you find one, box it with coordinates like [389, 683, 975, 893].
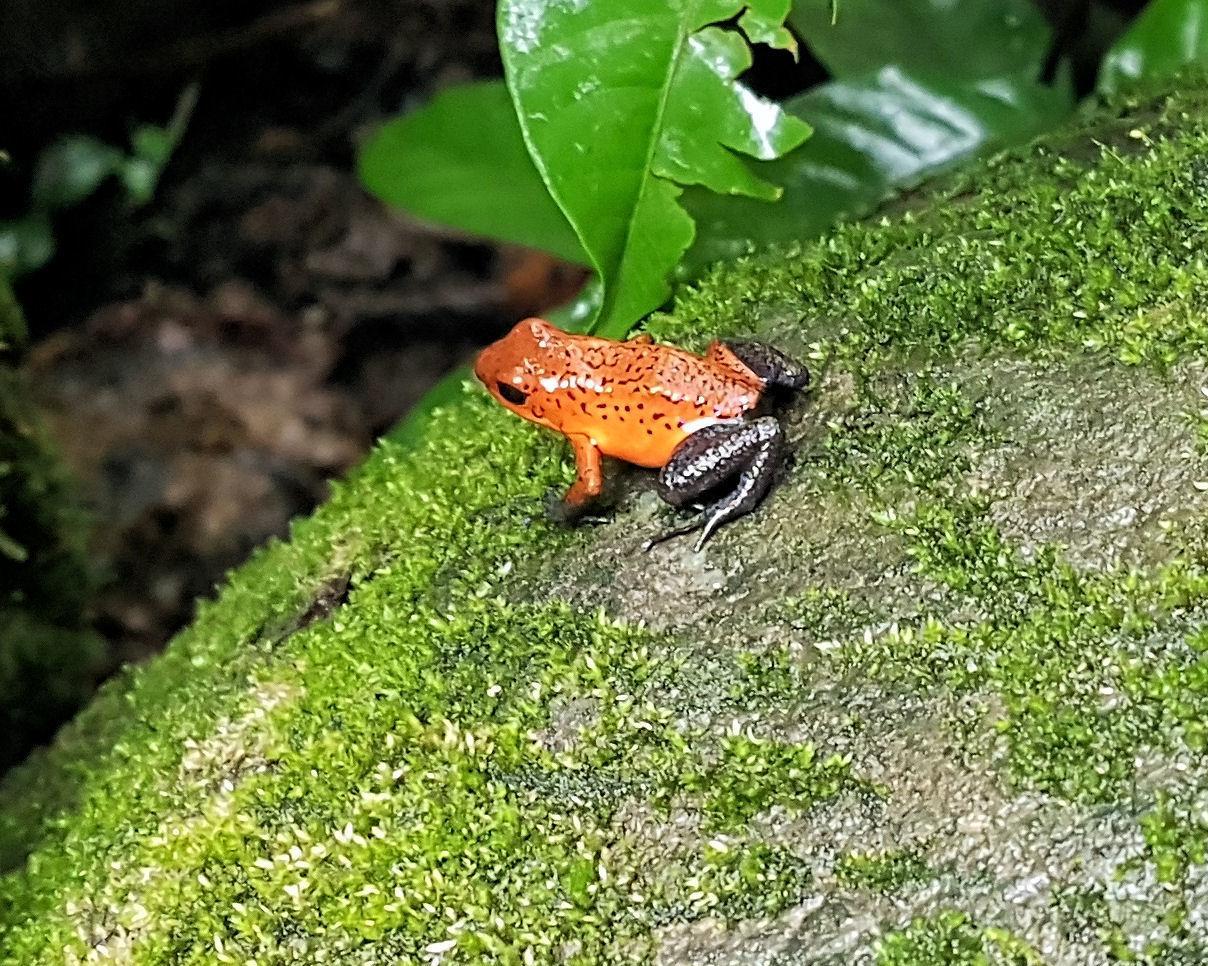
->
[474, 318, 809, 550]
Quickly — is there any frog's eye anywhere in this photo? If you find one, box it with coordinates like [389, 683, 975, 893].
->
[497, 381, 529, 406]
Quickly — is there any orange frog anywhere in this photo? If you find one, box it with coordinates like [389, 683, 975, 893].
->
[475, 317, 809, 550]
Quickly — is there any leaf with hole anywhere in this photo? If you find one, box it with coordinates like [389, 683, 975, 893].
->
[499, 0, 810, 337]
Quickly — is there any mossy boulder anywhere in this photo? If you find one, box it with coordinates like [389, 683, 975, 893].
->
[6, 79, 1208, 963]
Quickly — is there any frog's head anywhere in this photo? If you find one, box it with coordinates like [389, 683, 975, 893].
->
[474, 317, 561, 423]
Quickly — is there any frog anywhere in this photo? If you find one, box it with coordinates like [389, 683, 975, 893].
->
[474, 317, 809, 550]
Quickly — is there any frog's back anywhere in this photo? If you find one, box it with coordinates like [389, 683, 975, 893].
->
[556, 334, 763, 467]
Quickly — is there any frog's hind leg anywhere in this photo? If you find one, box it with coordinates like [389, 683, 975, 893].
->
[712, 340, 809, 391]
[643, 418, 783, 552]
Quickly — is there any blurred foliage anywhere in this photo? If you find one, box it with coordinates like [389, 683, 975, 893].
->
[0, 276, 25, 351]
[0, 84, 194, 283]
[0, 364, 105, 771]
[0, 130, 108, 765]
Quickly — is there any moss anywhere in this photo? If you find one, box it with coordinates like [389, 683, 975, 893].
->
[1192, 411, 1208, 456]
[649, 81, 1208, 373]
[876, 912, 1045, 965]
[835, 500, 1208, 801]
[0, 391, 859, 960]
[1108, 791, 1208, 958]
[1050, 887, 1135, 962]
[1139, 794, 1208, 887]
[810, 375, 988, 496]
[676, 734, 859, 830]
[693, 842, 813, 920]
[834, 849, 935, 894]
[6, 78, 1208, 963]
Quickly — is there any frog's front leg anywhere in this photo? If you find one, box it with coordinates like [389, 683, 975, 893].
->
[547, 433, 604, 522]
[644, 417, 783, 551]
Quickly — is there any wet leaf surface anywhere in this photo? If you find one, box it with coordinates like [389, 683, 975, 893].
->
[790, 0, 1053, 79]
[1099, 0, 1208, 95]
[499, 0, 810, 337]
[684, 67, 1073, 270]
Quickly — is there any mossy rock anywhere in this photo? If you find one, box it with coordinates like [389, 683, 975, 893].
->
[6, 78, 1208, 963]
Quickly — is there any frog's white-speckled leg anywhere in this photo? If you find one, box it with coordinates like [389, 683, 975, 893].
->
[644, 417, 783, 551]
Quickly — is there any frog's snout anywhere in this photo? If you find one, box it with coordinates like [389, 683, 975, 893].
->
[475, 317, 553, 389]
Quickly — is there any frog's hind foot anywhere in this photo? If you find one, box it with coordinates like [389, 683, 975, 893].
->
[646, 417, 783, 551]
[723, 340, 809, 392]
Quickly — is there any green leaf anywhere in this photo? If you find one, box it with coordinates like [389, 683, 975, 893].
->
[360, 81, 588, 266]
[789, 0, 1053, 79]
[738, 0, 799, 53]
[0, 525, 27, 563]
[543, 275, 602, 331]
[121, 125, 178, 206]
[118, 86, 195, 207]
[118, 157, 161, 207]
[1098, 0, 1208, 95]
[131, 124, 176, 170]
[683, 67, 1073, 270]
[0, 275, 27, 348]
[0, 215, 55, 279]
[30, 136, 125, 212]
[499, 0, 810, 338]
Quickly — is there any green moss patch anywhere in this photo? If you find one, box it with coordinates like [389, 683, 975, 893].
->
[833, 849, 935, 894]
[876, 912, 1043, 965]
[843, 500, 1208, 800]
